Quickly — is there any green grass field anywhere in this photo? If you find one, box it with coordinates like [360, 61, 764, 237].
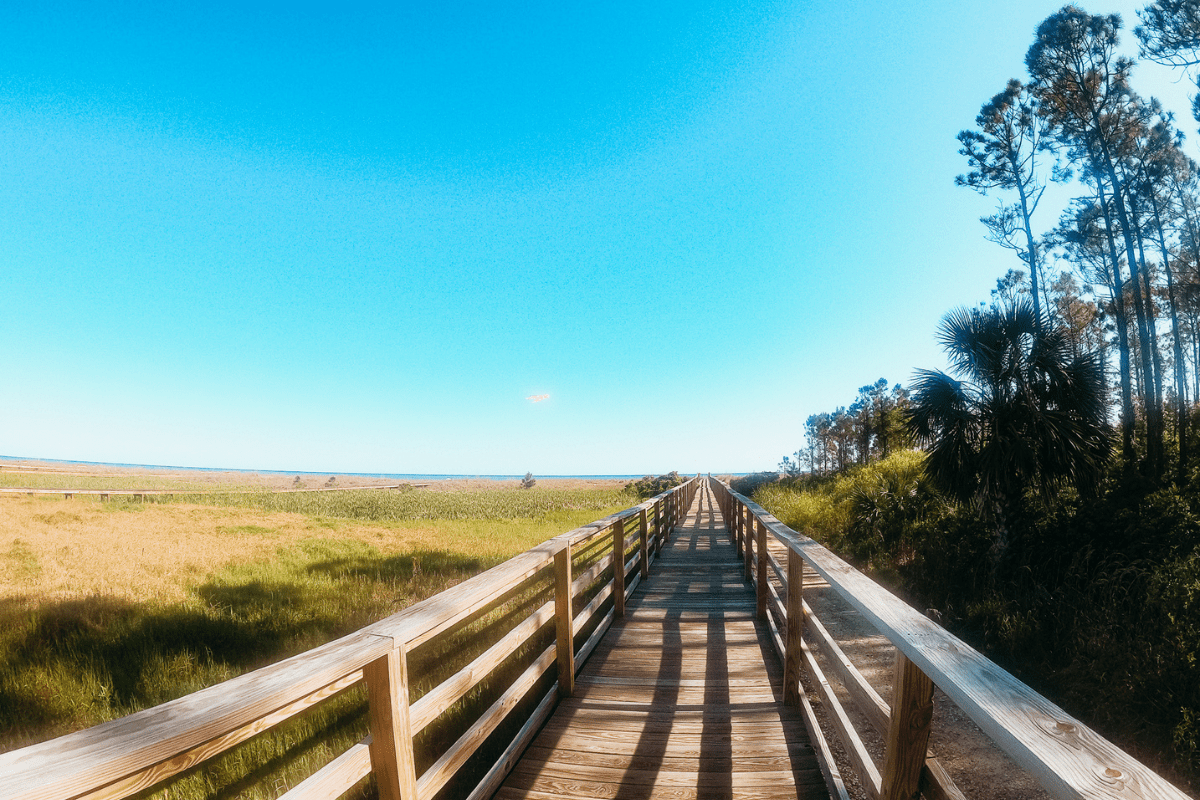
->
[0, 484, 636, 799]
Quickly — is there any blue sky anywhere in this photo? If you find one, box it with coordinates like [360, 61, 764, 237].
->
[2, 1, 1195, 475]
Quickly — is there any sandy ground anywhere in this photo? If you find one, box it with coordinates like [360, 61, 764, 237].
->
[801, 575, 1054, 800]
[0, 458, 629, 492]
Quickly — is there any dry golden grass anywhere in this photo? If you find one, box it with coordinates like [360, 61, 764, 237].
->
[0, 495, 608, 606]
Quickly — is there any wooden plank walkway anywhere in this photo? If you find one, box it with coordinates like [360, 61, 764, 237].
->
[495, 483, 829, 800]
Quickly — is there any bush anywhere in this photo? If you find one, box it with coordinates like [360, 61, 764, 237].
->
[753, 482, 845, 540]
[757, 451, 1200, 786]
[753, 451, 943, 566]
[730, 472, 780, 496]
[625, 472, 684, 499]
[520, 473, 536, 490]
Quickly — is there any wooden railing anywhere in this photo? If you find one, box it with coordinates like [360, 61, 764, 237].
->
[709, 477, 1191, 800]
[0, 478, 699, 800]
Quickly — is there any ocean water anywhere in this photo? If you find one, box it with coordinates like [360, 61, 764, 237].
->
[0, 454, 663, 481]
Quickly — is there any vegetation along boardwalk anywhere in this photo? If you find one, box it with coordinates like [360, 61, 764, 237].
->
[497, 484, 827, 800]
[1, 476, 1193, 800]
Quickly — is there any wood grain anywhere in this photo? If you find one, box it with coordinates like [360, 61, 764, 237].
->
[0, 633, 391, 800]
[881, 653, 934, 800]
[364, 642, 417, 800]
[556, 545, 576, 698]
[277, 740, 372, 800]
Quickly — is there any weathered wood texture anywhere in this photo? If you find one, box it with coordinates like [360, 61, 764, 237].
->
[496, 482, 829, 800]
[711, 479, 1193, 800]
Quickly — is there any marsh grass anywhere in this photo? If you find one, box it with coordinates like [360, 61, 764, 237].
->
[0, 494, 627, 603]
[0, 472, 250, 492]
[0, 486, 638, 799]
[162, 485, 630, 522]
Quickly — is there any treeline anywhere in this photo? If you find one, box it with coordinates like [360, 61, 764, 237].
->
[789, 3, 1200, 487]
[762, 4, 1200, 787]
[951, 3, 1200, 484]
[780, 379, 911, 475]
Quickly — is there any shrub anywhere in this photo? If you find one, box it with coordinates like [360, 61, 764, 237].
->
[730, 472, 780, 496]
[625, 472, 684, 499]
[753, 451, 943, 566]
[520, 473, 536, 489]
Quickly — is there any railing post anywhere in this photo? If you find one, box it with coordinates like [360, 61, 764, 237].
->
[365, 639, 419, 800]
[756, 518, 767, 620]
[555, 543, 575, 697]
[612, 518, 626, 617]
[736, 502, 745, 556]
[654, 499, 663, 551]
[731, 499, 739, 551]
[783, 549, 804, 707]
[881, 652, 935, 800]
[743, 511, 753, 583]
[639, 507, 650, 579]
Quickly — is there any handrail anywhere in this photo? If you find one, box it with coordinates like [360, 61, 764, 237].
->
[0, 477, 700, 800]
[709, 477, 1190, 800]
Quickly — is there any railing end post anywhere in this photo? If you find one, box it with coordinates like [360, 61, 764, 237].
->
[783, 549, 805, 707]
[881, 652, 935, 800]
[365, 637, 419, 800]
[554, 542, 575, 698]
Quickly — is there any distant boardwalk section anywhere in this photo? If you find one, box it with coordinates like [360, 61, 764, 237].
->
[497, 484, 827, 799]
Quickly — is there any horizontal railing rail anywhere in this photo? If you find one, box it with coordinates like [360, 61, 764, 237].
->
[0, 477, 699, 800]
[709, 477, 1190, 800]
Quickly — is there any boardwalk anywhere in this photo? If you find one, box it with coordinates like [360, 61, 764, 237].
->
[496, 484, 829, 800]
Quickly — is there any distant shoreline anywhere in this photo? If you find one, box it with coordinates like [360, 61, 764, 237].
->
[0, 454, 662, 481]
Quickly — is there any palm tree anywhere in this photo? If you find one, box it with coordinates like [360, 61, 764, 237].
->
[907, 300, 1110, 561]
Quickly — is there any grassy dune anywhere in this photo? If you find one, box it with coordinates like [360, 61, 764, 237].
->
[0, 485, 634, 798]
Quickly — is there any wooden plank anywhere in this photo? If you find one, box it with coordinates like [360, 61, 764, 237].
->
[463, 685, 559, 800]
[784, 549, 805, 707]
[507, 762, 819, 789]
[802, 603, 966, 800]
[574, 609, 614, 669]
[639, 508, 650, 580]
[571, 583, 612, 640]
[408, 599, 555, 731]
[796, 682, 853, 800]
[556, 545, 575, 697]
[803, 599, 889, 736]
[416, 644, 557, 799]
[881, 653, 934, 800]
[43, 671, 366, 800]
[921, 756, 970, 800]
[364, 642, 418, 800]
[518, 745, 800, 772]
[802, 640, 882, 799]
[756, 518, 768, 620]
[494, 782, 827, 800]
[0, 633, 391, 800]
[612, 518, 625, 617]
[277, 740, 372, 800]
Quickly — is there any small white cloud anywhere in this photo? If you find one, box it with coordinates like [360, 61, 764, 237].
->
[526, 394, 550, 403]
